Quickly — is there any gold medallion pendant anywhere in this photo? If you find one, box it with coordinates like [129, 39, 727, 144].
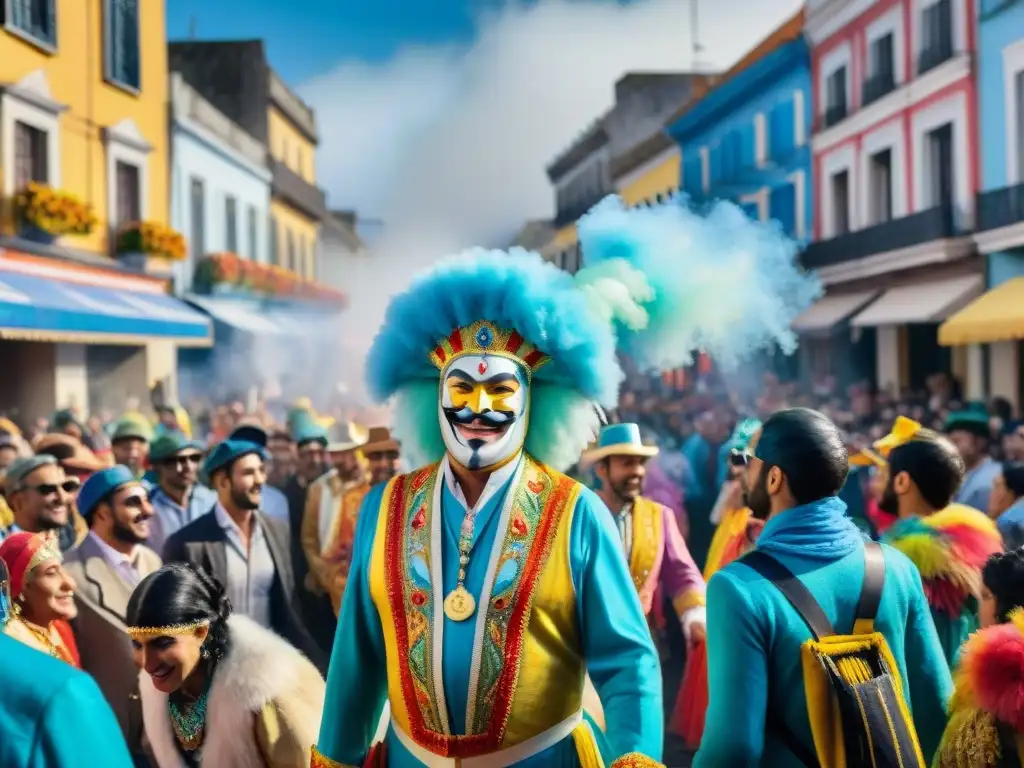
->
[443, 585, 476, 621]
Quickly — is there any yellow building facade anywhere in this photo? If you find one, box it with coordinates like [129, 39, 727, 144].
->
[0, 0, 169, 254]
[616, 148, 681, 208]
[267, 85, 320, 280]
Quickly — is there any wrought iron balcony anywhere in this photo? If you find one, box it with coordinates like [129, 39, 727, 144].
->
[819, 103, 848, 130]
[977, 183, 1024, 231]
[802, 204, 957, 270]
[862, 71, 896, 106]
[269, 158, 327, 221]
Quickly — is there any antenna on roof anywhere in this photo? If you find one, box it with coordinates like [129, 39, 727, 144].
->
[691, 0, 705, 71]
[189, 16, 198, 39]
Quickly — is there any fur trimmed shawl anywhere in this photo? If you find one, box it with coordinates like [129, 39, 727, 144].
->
[140, 614, 325, 767]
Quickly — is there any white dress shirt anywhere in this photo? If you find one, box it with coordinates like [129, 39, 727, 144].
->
[213, 503, 275, 630]
[88, 531, 142, 588]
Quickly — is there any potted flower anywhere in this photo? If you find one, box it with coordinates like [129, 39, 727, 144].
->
[14, 182, 96, 244]
[116, 221, 187, 269]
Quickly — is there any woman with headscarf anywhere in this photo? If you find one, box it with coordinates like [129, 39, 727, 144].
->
[0, 530, 80, 666]
[128, 563, 325, 767]
[934, 547, 1024, 766]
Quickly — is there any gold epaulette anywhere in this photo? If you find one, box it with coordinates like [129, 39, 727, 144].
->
[611, 753, 666, 768]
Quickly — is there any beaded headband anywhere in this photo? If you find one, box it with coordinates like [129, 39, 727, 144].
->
[125, 619, 210, 640]
[428, 320, 550, 375]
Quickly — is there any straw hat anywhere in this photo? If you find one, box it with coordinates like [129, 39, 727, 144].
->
[579, 423, 658, 468]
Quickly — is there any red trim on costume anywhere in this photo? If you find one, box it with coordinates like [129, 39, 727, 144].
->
[448, 329, 463, 354]
[386, 465, 574, 758]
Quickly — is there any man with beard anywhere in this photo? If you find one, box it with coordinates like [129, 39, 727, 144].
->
[583, 424, 705, 714]
[229, 424, 290, 522]
[63, 465, 162, 765]
[694, 408, 952, 766]
[145, 433, 217, 555]
[946, 409, 1001, 512]
[363, 426, 401, 486]
[1, 456, 75, 545]
[880, 430, 1003, 666]
[301, 424, 369, 623]
[162, 439, 324, 670]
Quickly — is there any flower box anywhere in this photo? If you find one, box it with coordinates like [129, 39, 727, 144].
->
[14, 183, 97, 239]
[193, 252, 347, 305]
[116, 221, 187, 261]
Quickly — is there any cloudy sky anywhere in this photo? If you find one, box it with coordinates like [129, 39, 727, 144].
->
[167, 0, 803, 393]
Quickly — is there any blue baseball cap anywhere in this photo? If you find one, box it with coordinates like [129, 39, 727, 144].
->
[202, 440, 268, 479]
[78, 465, 139, 520]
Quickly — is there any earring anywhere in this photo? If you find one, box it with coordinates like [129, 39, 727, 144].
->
[200, 645, 209, 659]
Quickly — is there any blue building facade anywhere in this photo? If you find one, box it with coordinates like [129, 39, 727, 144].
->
[976, 0, 1024, 285]
[169, 73, 273, 293]
[667, 37, 812, 244]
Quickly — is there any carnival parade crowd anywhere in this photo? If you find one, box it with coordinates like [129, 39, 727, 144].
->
[4, 197, 1024, 767]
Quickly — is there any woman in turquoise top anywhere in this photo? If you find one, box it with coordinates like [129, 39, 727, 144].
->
[695, 409, 952, 766]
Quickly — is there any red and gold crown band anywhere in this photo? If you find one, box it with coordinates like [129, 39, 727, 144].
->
[428, 320, 551, 375]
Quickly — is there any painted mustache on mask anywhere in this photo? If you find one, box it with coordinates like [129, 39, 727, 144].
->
[443, 406, 515, 426]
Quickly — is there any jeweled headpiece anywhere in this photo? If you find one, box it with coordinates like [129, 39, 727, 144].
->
[428, 320, 550, 375]
[125, 619, 210, 640]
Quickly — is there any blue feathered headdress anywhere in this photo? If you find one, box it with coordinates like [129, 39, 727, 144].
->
[366, 195, 819, 470]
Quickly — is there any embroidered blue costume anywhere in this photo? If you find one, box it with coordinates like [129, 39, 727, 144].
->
[311, 195, 818, 768]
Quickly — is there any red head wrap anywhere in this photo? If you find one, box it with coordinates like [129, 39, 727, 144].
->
[0, 531, 62, 598]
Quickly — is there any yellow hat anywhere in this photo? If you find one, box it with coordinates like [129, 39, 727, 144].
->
[849, 447, 886, 467]
[873, 416, 921, 458]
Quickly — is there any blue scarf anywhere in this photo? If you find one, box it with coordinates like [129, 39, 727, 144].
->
[755, 496, 866, 561]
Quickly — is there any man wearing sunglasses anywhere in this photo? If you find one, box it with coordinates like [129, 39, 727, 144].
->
[63, 465, 162, 766]
[145, 433, 216, 555]
[1, 456, 75, 547]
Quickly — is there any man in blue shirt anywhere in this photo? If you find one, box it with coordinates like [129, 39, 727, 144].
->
[695, 408, 951, 766]
[146, 432, 216, 553]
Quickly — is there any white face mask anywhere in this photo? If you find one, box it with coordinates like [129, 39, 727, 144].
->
[438, 354, 529, 471]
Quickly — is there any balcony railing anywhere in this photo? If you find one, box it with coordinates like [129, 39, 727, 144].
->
[918, 37, 954, 75]
[802, 204, 957, 270]
[862, 71, 896, 106]
[821, 103, 848, 130]
[977, 183, 1024, 231]
[269, 158, 327, 221]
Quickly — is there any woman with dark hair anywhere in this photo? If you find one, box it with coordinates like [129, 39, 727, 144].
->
[126, 562, 325, 767]
[935, 547, 1024, 766]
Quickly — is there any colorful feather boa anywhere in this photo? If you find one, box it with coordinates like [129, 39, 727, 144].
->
[935, 609, 1024, 766]
[883, 504, 1003, 617]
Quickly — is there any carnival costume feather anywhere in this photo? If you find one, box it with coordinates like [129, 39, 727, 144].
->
[367, 195, 819, 470]
[935, 609, 1024, 766]
[884, 505, 1003, 617]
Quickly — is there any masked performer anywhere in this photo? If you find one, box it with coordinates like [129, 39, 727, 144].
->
[311, 195, 818, 768]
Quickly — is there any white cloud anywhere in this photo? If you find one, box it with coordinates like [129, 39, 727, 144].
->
[297, 0, 803, 401]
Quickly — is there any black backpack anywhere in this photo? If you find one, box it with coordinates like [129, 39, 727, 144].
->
[742, 541, 927, 768]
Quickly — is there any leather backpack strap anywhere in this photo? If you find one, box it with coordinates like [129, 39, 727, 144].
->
[742, 550, 835, 640]
[853, 541, 886, 635]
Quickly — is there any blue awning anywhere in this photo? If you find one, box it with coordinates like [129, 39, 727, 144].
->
[186, 295, 344, 339]
[0, 268, 212, 346]
[185, 294, 286, 336]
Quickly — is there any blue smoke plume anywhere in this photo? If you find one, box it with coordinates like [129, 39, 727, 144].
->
[575, 194, 821, 372]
